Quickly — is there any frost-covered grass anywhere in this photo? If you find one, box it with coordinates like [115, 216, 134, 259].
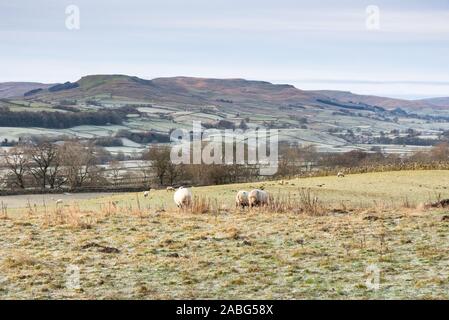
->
[0, 205, 447, 299]
[0, 171, 448, 299]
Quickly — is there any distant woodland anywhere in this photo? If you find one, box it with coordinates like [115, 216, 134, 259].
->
[0, 106, 132, 129]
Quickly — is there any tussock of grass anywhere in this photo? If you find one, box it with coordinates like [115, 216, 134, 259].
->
[42, 205, 98, 229]
[2, 251, 39, 268]
[1, 201, 8, 220]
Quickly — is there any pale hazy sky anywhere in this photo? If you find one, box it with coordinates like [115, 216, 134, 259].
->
[1, 0, 449, 99]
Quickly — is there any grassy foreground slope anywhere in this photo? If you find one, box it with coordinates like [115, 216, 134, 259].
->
[0, 170, 448, 299]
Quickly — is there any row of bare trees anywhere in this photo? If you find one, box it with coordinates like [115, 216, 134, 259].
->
[1, 142, 264, 192]
[142, 146, 261, 186]
[2, 141, 101, 190]
[3, 139, 449, 193]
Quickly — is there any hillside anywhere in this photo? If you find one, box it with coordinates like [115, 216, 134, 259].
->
[2, 74, 449, 154]
[6, 74, 441, 112]
[17, 75, 330, 111]
[419, 97, 449, 108]
[310, 90, 432, 110]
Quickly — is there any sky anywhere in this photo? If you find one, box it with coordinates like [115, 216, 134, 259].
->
[1, 0, 448, 99]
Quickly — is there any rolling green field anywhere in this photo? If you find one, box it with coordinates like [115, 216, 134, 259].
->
[0, 170, 448, 299]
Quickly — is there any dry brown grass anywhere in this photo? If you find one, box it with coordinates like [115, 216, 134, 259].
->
[190, 195, 214, 214]
[298, 188, 325, 215]
[175, 188, 327, 216]
[2, 251, 39, 269]
[1, 201, 8, 220]
[41, 204, 101, 229]
[241, 188, 326, 215]
[37, 196, 156, 230]
[173, 196, 229, 215]
[25, 199, 37, 217]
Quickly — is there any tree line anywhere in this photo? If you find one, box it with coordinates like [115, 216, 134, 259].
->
[0, 106, 134, 129]
[2, 140, 449, 193]
[1, 141, 105, 190]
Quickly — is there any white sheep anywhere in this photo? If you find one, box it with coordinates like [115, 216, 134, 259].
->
[143, 191, 150, 198]
[55, 199, 63, 206]
[248, 189, 269, 208]
[337, 171, 345, 178]
[173, 186, 192, 209]
[166, 186, 175, 192]
[235, 190, 249, 208]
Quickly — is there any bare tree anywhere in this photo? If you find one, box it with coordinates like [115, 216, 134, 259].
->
[59, 141, 97, 190]
[143, 146, 170, 185]
[138, 161, 152, 188]
[27, 142, 61, 189]
[165, 161, 183, 185]
[431, 142, 449, 161]
[3, 147, 29, 189]
[109, 160, 121, 186]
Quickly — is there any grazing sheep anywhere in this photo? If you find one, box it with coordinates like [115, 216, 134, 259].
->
[337, 171, 345, 178]
[235, 190, 249, 208]
[55, 199, 63, 206]
[174, 186, 192, 209]
[166, 186, 175, 192]
[248, 189, 269, 208]
[143, 191, 150, 198]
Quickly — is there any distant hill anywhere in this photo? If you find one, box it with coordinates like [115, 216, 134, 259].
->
[1, 74, 442, 113]
[310, 90, 433, 110]
[418, 97, 449, 108]
[0, 82, 53, 98]
[15, 74, 328, 112]
[0, 74, 441, 114]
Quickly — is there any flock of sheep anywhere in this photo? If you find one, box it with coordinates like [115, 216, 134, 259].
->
[53, 172, 346, 208]
[170, 186, 269, 209]
[169, 172, 347, 209]
[169, 171, 346, 209]
[50, 186, 269, 209]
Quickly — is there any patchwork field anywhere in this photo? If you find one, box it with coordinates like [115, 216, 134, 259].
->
[0, 170, 448, 299]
